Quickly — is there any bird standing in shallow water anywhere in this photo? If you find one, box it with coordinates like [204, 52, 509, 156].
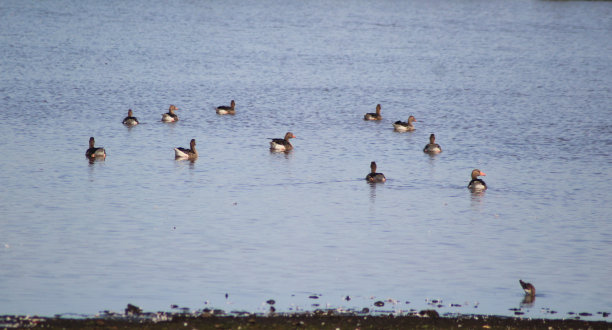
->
[364, 104, 382, 121]
[269, 132, 296, 152]
[468, 169, 487, 191]
[122, 109, 139, 126]
[519, 279, 536, 296]
[174, 139, 198, 160]
[85, 137, 106, 159]
[365, 161, 386, 183]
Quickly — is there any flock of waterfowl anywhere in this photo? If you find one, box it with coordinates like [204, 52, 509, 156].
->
[360, 104, 486, 190]
[85, 102, 487, 191]
[84, 101, 540, 298]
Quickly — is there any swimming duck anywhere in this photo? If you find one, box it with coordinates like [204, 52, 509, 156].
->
[122, 109, 139, 126]
[174, 139, 198, 160]
[393, 115, 417, 131]
[423, 133, 442, 154]
[162, 105, 179, 122]
[269, 132, 296, 151]
[519, 280, 536, 296]
[467, 169, 487, 191]
[365, 161, 386, 183]
[85, 137, 106, 159]
[364, 104, 382, 121]
[216, 100, 236, 115]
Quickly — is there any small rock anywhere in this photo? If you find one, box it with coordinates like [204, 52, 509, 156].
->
[125, 304, 142, 315]
[309, 295, 319, 299]
[266, 299, 276, 305]
[345, 296, 351, 301]
[419, 309, 439, 318]
[374, 301, 385, 307]
[579, 312, 592, 317]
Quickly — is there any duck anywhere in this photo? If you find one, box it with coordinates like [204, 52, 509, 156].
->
[364, 104, 382, 121]
[85, 137, 106, 159]
[122, 109, 139, 126]
[423, 133, 442, 153]
[269, 132, 296, 151]
[467, 169, 487, 191]
[161, 105, 179, 122]
[393, 115, 417, 131]
[216, 100, 236, 115]
[365, 161, 386, 183]
[519, 280, 536, 296]
[174, 139, 198, 160]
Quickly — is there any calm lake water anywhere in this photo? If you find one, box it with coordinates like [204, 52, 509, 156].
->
[1, 0, 612, 320]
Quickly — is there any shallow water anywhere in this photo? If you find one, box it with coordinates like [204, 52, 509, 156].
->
[1, 0, 612, 320]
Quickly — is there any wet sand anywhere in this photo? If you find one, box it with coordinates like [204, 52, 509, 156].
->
[3, 309, 610, 329]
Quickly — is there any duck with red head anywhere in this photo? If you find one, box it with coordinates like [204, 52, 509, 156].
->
[85, 137, 106, 159]
[364, 104, 382, 121]
[174, 139, 198, 160]
[393, 115, 417, 132]
[468, 169, 487, 191]
[269, 132, 296, 152]
[216, 100, 236, 115]
[162, 105, 179, 122]
[122, 109, 139, 126]
[365, 161, 386, 183]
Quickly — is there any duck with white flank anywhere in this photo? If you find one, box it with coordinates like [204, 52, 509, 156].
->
[393, 115, 417, 132]
[467, 169, 487, 191]
[122, 109, 139, 126]
[161, 105, 179, 122]
[216, 100, 236, 115]
[363, 104, 382, 121]
[269, 132, 296, 152]
[365, 161, 386, 183]
[174, 139, 198, 160]
[85, 137, 106, 159]
[423, 133, 442, 154]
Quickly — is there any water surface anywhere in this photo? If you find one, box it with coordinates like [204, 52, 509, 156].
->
[1, 0, 611, 320]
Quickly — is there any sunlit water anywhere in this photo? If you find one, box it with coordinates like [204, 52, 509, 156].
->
[1, 0, 612, 320]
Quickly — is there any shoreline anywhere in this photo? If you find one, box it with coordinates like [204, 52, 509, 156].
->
[3, 308, 610, 329]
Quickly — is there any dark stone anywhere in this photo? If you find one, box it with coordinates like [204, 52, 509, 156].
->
[418, 309, 440, 318]
[124, 304, 142, 315]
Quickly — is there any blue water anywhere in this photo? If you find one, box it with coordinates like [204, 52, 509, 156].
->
[1, 0, 612, 320]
